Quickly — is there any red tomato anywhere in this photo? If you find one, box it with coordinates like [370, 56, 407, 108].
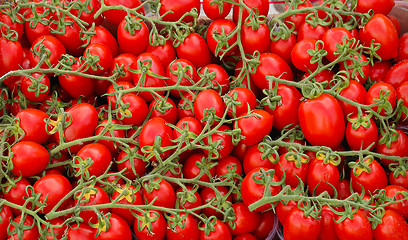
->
[264, 84, 302, 131]
[95, 213, 132, 240]
[284, 0, 313, 31]
[384, 185, 408, 220]
[116, 93, 149, 126]
[298, 94, 345, 149]
[200, 219, 232, 240]
[70, 0, 103, 26]
[227, 202, 261, 235]
[206, 19, 237, 57]
[397, 79, 408, 123]
[284, 207, 321, 240]
[110, 53, 138, 83]
[132, 53, 166, 102]
[376, 129, 408, 167]
[16, 108, 49, 144]
[232, 0, 269, 24]
[134, 210, 166, 240]
[0, 12, 23, 41]
[116, 145, 147, 180]
[202, 0, 232, 20]
[241, 167, 281, 212]
[389, 168, 408, 189]
[58, 58, 95, 99]
[3, 178, 33, 216]
[177, 92, 195, 119]
[243, 143, 277, 175]
[384, 59, 408, 89]
[339, 53, 370, 85]
[346, 113, 378, 151]
[318, 205, 338, 240]
[237, 109, 273, 146]
[111, 184, 143, 226]
[176, 33, 211, 69]
[369, 60, 392, 82]
[175, 186, 202, 214]
[339, 80, 367, 117]
[83, 43, 113, 75]
[20, 72, 50, 102]
[297, 22, 328, 41]
[139, 117, 174, 161]
[159, 0, 200, 22]
[373, 210, 408, 240]
[94, 119, 125, 154]
[366, 82, 396, 117]
[0, 205, 12, 240]
[41, 218, 67, 240]
[143, 178, 176, 209]
[199, 64, 230, 95]
[148, 97, 178, 124]
[117, 18, 149, 56]
[302, 69, 335, 89]
[276, 200, 298, 224]
[34, 174, 72, 214]
[396, 33, 408, 62]
[146, 40, 177, 70]
[356, 0, 394, 15]
[67, 223, 95, 240]
[11, 141, 49, 177]
[215, 155, 243, 182]
[334, 210, 373, 240]
[269, 33, 297, 65]
[201, 186, 233, 219]
[24, 12, 52, 45]
[56, 17, 83, 56]
[359, 14, 398, 61]
[350, 158, 388, 194]
[183, 152, 215, 183]
[275, 153, 309, 188]
[8, 215, 40, 240]
[307, 157, 339, 197]
[165, 58, 198, 98]
[203, 125, 234, 160]
[87, 26, 120, 58]
[226, 87, 257, 118]
[166, 213, 200, 240]
[291, 38, 320, 72]
[194, 89, 225, 126]
[29, 35, 66, 70]
[75, 143, 112, 178]
[251, 210, 276, 239]
[103, 0, 144, 25]
[322, 27, 353, 62]
[240, 22, 270, 55]
[173, 117, 203, 150]
[74, 186, 110, 224]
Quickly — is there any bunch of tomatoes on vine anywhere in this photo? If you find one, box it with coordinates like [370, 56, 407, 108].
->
[0, 0, 408, 239]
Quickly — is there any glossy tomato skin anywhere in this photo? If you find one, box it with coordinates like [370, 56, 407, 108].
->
[397, 80, 408, 123]
[269, 33, 297, 65]
[59, 58, 95, 98]
[11, 141, 50, 177]
[376, 129, 408, 167]
[366, 82, 397, 116]
[94, 119, 125, 154]
[74, 186, 110, 224]
[8, 215, 40, 240]
[339, 80, 367, 117]
[75, 143, 112, 178]
[56, 103, 99, 153]
[373, 210, 408, 240]
[241, 167, 281, 212]
[389, 169, 408, 189]
[227, 202, 261, 236]
[232, 0, 269, 24]
[176, 33, 211, 69]
[291, 38, 319, 72]
[166, 213, 199, 240]
[148, 97, 178, 124]
[299, 94, 345, 149]
[297, 22, 328, 41]
[359, 14, 398, 61]
[265, 84, 302, 131]
[384, 59, 408, 89]
[3, 178, 33, 216]
[183, 152, 215, 183]
[199, 64, 230, 95]
[134, 210, 166, 240]
[110, 53, 138, 83]
[20, 72, 50, 102]
[117, 18, 149, 56]
[67, 223, 95, 240]
[203, 125, 233, 160]
[334, 210, 373, 240]
[215, 155, 243, 182]
[275, 153, 309, 188]
[88, 26, 120, 58]
[241, 22, 270, 55]
[356, 0, 394, 15]
[111, 184, 143, 226]
[116, 93, 149, 126]
[33, 174, 72, 214]
[396, 33, 408, 62]
[369, 60, 392, 82]
[339, 53, 370, 85]
[175, 186, 202, 215]
[243, 143, 276, 175]
[103, 0, 144, 26]
[250, 53, 294, 90]
[200, 219, 232, 240]
[346, 113, 378, 151]
[142, 178, 176, 209]
[0, 205, 12, 240]
[83, 43, 113, 75]
[201, 186, 233, 219]
[203, 0, 232, 20]
[165, 58, 198, 98]
[318, 205, 338, 240]
[56, 17, 83, 57]
[16, 108, 49, 144]
[206, 19, 237, 57]
[237, 109, 273, 146]
[194, 89, 225, 127]
[159, 0, 200, 22]
[95, 213, 133, 240]
[307, 157, 339, 197]
[29, 35, 66, 70]
[284, 207, 321, 240]
[322, 27, 353, 62]
[146, 40, 177, 70]
[384, 185, 408, 220]
[226, 87, 257, 118]
[350, 158, 388, 194]
[251, 210, 276, 239]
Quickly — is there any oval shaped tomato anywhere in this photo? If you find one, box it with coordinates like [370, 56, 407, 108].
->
[117, 18, 149, 56]
[359, 14, 398, 61]
[74, 186, 110, 224]
[307, 157, 339, 197]
[275, 153, 309, 188]
[103, 0, 144, 25]
[11, 141, 50, 177]
[8, 215, 39, 240]
[159, 0, 200, 22]
[322, 27, 353, 62]
[111, 184, 143, 226]
[134, 210, 166, 240]
[0, 205, 12, 240]
[269, 33, 297, 65]
[376, 129, 408, 167]
[116, 145, 147, 180]
[75, 143, 112, 178]
[166, 58, 197, 99]
[29, 35, 66, 70]
[297, 22, 328, 41]
[33, 174, 72, 214]
[334, 210, 373, 240]
[299, 94, 345, 149]
[176, 33, 211, 69]
[350, 158, 387, 194]
[183, 152, 215, 183]
[384, 59, 408, 89]
[206, 19, 237, 57]
[200, 219, 232, 240]
[237, 109, 273, 146]
[3, 178, 33, 216]
[83, 43, 113, 75]
[291, 38, 320, 72]
[243, 143, 276, 175]
[346, 113, 378, 151]
[384, 185, 408, 220]
[146, 40, 177, 70]
[366, 82, 396, 117]
[396, 33, 408, 63]
[110, 53, 138, 83]
[59, 58, 95, 99]
[167, 213, 199, 240]
[227, 202, 261, 236]
[20, 72, 50, 102]
[373, 210, 408, 240]
[194, 89, 225, 127]
[339, 80, 367, 117]
[232, 0, 269, 24]
[95, 213, 133, 240]
[199, 64, 230, 95]
[241, 22, 270, 55]
[203, 125, 234, 160]
[397, 81, 408, 123]
[369, 60, 392, 82]
[202, 0, 232, 20]
[116, 93, 149, 126]
[16, 108, 49, 144]
[284, 207, 321, 240]
[225, 87, 257, 118]
[241, 167, 281, 212]
[143, 178, 176, 209]
[215, 155, 243, 182]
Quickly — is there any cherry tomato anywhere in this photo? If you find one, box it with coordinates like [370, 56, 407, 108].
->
[199, 64, 230, 95]
[350, 158, 388, 194]
[183, 152, 215, 183]
[297, 22, 328, 41]
[339, 80, 367, 117]
[307, 157, 339, 197]
[275, 153, 309, 188]
[116, 145, 147, 180]
[202, 0, 232, 20]
[146, 40, 177, 70]
[83, 43, 113, 75]
[384, 185, 408, 220]
[243, 143, 277, 175]
[227, 202, 261, 235]
[200, 219, 232, 240]
[117, 17, 149, 56]
[134, 210, 166, 240]
[11, 141, 50, 177]
[384, 59, 408, 89]
[3, 178, 33, 216]
[232, 0, 269, 24]
[322, 27, 353, 62]
[237, 109, 273, 146]
[269, 33, 297, 65]
[0, 205, 12, 240]
[176, 33, 211, 69]
[166, 58, 198, 98]
[206, 19, 237, 57]
[103, 0, 144, 25]
[175, 186, 202, 215]
[346, 113, 378, 151]
[203, 125, 234, 160]
[241, 22, 270, 55]
[74, 186, 110, 224]
[95, 213, 133, 240]
[334, 210, 373, 240]
[366, 82, 396, 117]
[167, 213, 199, 240]
[143, 178, 176, 209]
[373, 210, 408, 240]
[116, 93, 149, 126]
[58, 58, 95, 99]
[201, 186, 233, 219]
[376, 129, 408, 167]
[8, 215, 40, 240]
[110, 53, 138, 83]
[194, 89, 225, 127]
[284, 207, 321, 240]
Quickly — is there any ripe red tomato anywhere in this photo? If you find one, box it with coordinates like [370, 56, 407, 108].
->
[116, 93, 149, 126]
[283, 0, 313, 31]
[166, 213, 199, 240]
[232, 0, 269, 24]
[16, 108, 49, 144]
[134, 210, 166, 240]
[29, 35, 66, 70]
[334, 210, 373, 240]
[201, 186, 233, 219]
[175, 186, 202, 214]
[269, 33, 297, 65]
[322, 27, 353, 62]
[359, 14, 398, 61]
[194, 89, 225, 126]
[70, 0, 103, 26]
[67, 223, 95, 240]
[94, 119, 125, 154]
[215, 155, 243, 182]
[284, 207, 321, 240]
[396, 33, 408, 62]
[8, 215, 39, 240]
[183, 152, 215, 183]
[200, 219, 232, 240]
[3, 178, 33, 216]
[103, 0, 144, 25]
[251, 210, 276, 239]
[298, 94, 345, 149]
[56, 17, 84, 57]
[87, 26, 120, 58]
[74, 186, 110, 224]
[117, 18, 149, 56]
[176, 33, 211, 69]
[275, 153, 309, 188]
[397, 80, 408, 123]
[252, 52, 295, 90]
[146, 40, 177, 70]
[110, 53, 138, 83]
[240, 22, 270, 55]
[366, 82, 396, 117]
[369, 60, 392, 82]
[116, 145, 147, 180]
[346, 113, 378, 151]
[297, 22, 328, 41]
[203, 125, 234, 159]
[95, 213, 133, 240]
[75, 143, 112, 178]
[291, 38, 320, 72]
[59, 58, 95, 99]
[339, 80, 367, 117]
[199, 64, 230, 95]
[318, 205, 338, 240]
[227, 202, 261, 236]
[373, 210, 408, 240]
[206, 19, 237, 57]
[225, 87, 257, 118]
[111, 184, 143, 226]
[307, 157, 339, 197]
[355, 0, 395, 15]
[165, 58, 198, 98]
[148, 97, 178, 124]
[241, 167, 281, 212]
[0, 205, 12, 240]
[384, 59, 408, 89]
[202, 0, 232, 20]
[376, 129, 408, 167]
[33, 174, 72, 214]
[159, 0, 200, 22]
[350, 158, 388, 194]
[237, 109, 273, 146]
[83, 43, 113, 75]
[11, 141, 50, 177]
[20, 72, 50, 102]
[143, 178, 176, 209]
[384, 185, 408, 220]
[243, 143, 277, 175]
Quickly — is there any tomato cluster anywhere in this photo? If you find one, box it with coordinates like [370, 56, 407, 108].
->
[0, 0, 408, 239]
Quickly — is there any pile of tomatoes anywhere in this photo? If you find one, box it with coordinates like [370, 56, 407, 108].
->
[0, 0, 408, 239]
